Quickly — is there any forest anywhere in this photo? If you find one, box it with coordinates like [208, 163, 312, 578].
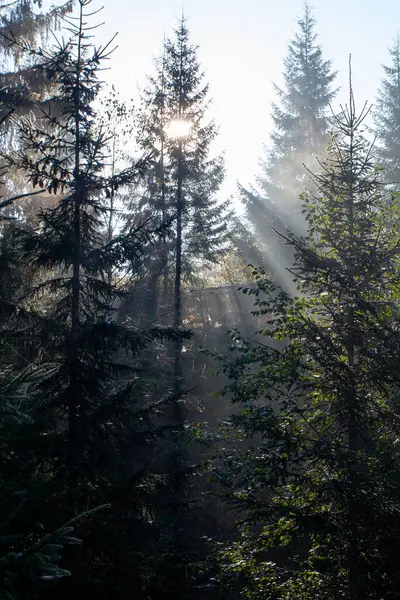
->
[1, 0, 400, 599]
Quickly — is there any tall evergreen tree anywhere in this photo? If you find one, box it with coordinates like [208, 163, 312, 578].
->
[0, 0, 76, 220]
[374, 36, 400, 185]
[0, 362, 93, 600]
[0, 2, 191, 597]
[121, 20, 236, 593]
[125, 16, 232, 319]
[0, 0, 75, 115]
[214, 87, 400, 599]
[0, 91, 88, 600]
[240, 2, 337, 284]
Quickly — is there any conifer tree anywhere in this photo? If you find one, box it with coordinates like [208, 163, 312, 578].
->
[0, 2, 191, 596]
[0, 363, 90, 600]
[126, 17, 232, 318]
[124, 16, 233, 421]
[374, 36, 400, 185]
[0, 0, 75, 114]
[120, 20, 235, 592]
[240, 2, 336, 278]
[0, 0, 76, 220]
[215, 86, 400, 599]
[0, 112, 86, 599]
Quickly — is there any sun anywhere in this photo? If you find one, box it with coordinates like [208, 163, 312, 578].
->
[165, 118, 191, 139]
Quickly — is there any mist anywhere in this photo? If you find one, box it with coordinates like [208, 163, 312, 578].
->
[1, 1, 400, 599]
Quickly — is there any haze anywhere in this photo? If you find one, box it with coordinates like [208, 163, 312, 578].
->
[4, 1, 400, 597]
[79, 0, 400, 198]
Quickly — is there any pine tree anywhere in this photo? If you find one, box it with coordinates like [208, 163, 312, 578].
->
[374, 36, 400, 185]
[120, 20, 235, 593]
[126, 16, 232, 318]
[215, 85, 400, 599]
[240, 2, 337, 281]
[124, 16, 233, 419]
[0, 0, 76, 220]
[0, 2, 191, 596]
[0, 154, 95, 594]
[0, 362, 91, 600]
[0, 0, 75, 114]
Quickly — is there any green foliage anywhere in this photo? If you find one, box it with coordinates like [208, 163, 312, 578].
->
[0, 2, 194, 597]
[0, 362, 97, 600]
[240, 3, 337, 283]
[0, 0, 75, 113]
[0, 508, 102, 600]
[126, 16, 233, 290]
[374, 36, 400, 186]
[215, 87, 400, 599]
[0, 1, 76, 214]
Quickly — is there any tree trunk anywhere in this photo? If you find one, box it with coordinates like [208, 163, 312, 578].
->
[68, 2, 84, 488]
[346, 98, 361, 598]
[346, 307, 361, 600]
[173, 138, 183, 407]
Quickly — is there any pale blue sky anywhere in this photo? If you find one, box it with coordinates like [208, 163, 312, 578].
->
[53, 0, 400, 197]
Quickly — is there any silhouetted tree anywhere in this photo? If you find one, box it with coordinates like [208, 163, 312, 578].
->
[125, 16, 232, 319]
[0, 2, 191, 597]
[120, 18, 236, 596]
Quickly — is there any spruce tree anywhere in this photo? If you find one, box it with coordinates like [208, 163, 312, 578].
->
[215, 86, 400, 599]
[121, 19, 235, 594]
[240, 2, 337, 282]
[374, 36, 400, 185]
[0, 0, 76, 220]
[124, 16, 233, 424]
[125, 16, 232, 318]
[0, 0, 75, 114]
[0, 2, 191, 596]
[0, 128, 85, 599]
[0, 363, 92, 600]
